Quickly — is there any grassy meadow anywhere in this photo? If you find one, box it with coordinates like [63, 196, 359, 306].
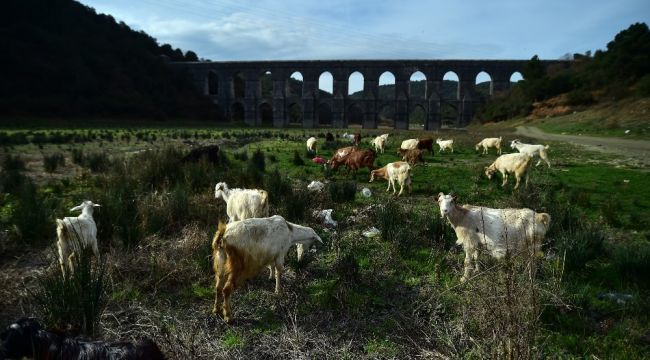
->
[0, 123, 648, 358]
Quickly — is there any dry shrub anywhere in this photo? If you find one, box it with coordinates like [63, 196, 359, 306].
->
[109, 223, 212, 294]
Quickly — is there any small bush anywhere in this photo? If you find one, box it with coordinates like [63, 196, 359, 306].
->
[250, 148, 266, 172]
[612, 242, 650, 286]
[32, 246, 108, 336]
[233, 151, 248, 161]
[3, 154, 25, 171]
[329, 181, 356, 203]
[43, 153, 66, 173]
[292, 150, 305, 166]
[71, 148, 84, 165]
[283, 188, 309, 222]
[265, 169, 291, 204]
[554, 224, 604, 272]
[84, 153, 110, 173]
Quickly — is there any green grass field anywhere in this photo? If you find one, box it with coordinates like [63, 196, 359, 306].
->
[0, 124, 648, 358]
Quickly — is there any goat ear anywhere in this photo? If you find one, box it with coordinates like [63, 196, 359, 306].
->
[436, 192, 444, 201]
[93, 204, 101, 207]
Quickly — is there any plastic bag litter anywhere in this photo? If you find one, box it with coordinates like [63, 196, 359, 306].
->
[313, 209, 337, 227]
[363, 227, 381, 238]
[307, 181, 325, 192]
[361, 188, 372, 197]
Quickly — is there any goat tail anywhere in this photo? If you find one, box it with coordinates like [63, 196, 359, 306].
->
[535, 213, 551, 228]
[56, 219, 67, 239]
[544, 144, 550, 149]
[212, 221, 227, 254]
[259, 190, 269, 216]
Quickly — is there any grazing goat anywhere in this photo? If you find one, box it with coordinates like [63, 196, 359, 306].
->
[371, 134, 389, 153]
[341, 132, 356, 143]
[306, 137, 318, 153]
[56, 200, 100, 278]
[510, 139, 551, 167]
[327, 146, 356, 166]
[399, 139, 419, 152]
[416, 138, 434, 152]
[436, 193, 551, 282]
[211, 216, 322, 323]
[475, 137, 502, 155]
[325, 132, 335, 142]
[330, 148, 376, 175]
[353, 133, 362, 146]
[181, 145, 220, 164]
[399, 148, 426, 166]
[369, 161, 412, 196]
[485, 153, 533, 189]
[0, 317, 166, 360]
[436, 138, 454, 153]
[214, 182, 269, 222]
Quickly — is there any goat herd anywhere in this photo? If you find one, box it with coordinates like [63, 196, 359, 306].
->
[1, 131, 555, 359]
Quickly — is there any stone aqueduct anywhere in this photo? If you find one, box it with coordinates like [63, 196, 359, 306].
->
[175, 60, 567, 130]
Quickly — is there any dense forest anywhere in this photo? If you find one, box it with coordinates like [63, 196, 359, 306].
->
[0, 0, 216, 120]
[476, 22, 650, 122]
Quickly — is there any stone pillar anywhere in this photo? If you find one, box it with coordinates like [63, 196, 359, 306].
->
[394, 75, 409, 130]
[273, 76, 285, 128]
[244, 72, 257, 126]
[491, 73, 510, 95]
[332, 74, 346, 127]
[302, 73, 317, 128]
[458, 72, 475, 127]
[363, 76, 377, 129]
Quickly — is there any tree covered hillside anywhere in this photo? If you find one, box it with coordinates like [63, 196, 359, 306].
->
[0, 0, 216, 120]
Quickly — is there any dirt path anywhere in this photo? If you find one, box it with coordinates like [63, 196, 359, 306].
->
[515, 126, 650, 166]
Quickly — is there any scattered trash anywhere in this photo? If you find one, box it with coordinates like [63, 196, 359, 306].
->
[361, 188, 372, 197]
[625, 129, 631, 134]
[307, 181, 325, 192]
[312, 156, 326, 165]
[363, 227, 381, 238]
[623, 179, 630, 184]
[597, 292, 633, 305]
[313, 209, 337, 227]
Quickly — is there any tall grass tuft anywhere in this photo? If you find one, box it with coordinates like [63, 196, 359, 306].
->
[3, 154, 25, 171]
[43, 153, 66, 173]
[612, 242, 650, 286]
[328, 181, 356, 203]
[554, 224, 605, 272]
[250, 148, 266, 172]
[32, 244, 108, 336]
[292, 150, 305, 166]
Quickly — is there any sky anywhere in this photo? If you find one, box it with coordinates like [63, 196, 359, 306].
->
[80, 0, 649, 90]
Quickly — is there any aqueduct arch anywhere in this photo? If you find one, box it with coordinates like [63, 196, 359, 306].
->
[178, 59, 568, 129]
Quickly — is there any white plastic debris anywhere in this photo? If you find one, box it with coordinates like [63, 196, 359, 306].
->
[361, 187, 372, 197]
[313, 209, 337, 227]
[307, 181, 325, 192]
[363, 227, 381, 238]
[625, 129, 631, 134]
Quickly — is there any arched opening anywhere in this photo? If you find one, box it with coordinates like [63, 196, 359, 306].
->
[441, 71, 460, 128]
[288, 71, 303, 97]
[346, 103, 364, 128]
[233, 72, 245, 98]
[319, 71, 333, 98]
[317, 103, 332, 126]
[214, 104, 226, 122]
[348, 71, 364, 99]
[475, 71, 492, 99]
[207, 71, 218, 95]
[377, 102, 395, 129]
[230, 102, 244, 123]
[409, 71, 427, 98]
[378, 71, 396, 99]
[510, 71, 524, 84]
[409, 104, 426, 130]
[259, 102, 273, 127]
[259, 71, 273, 98]
[287, 102, 303, 127]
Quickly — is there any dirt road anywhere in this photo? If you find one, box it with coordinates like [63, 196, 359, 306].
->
[515, 126, 650, 166]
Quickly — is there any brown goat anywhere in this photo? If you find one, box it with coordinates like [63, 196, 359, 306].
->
[353, 133, 362, 146]
[330, 148, 375, 174]
[416, 138, 434, 152]
[400, 148, 426, 166]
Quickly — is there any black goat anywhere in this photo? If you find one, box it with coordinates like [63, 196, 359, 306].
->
[0, 318, 166, 360]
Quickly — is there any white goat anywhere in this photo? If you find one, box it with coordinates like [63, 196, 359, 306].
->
[371, 134, 390, 153]
[400, 138, 419, 151]
[369, 161, 412, 196]
[475, 136, 502, 155]
[436, 193, 551, 282]
[342, 132, 356, 143]
[214, 182, 269, 222]
[436, 138, 454, 153]
[306, 137, 318, 153]
[55, 200, 101, 278]
[510, 139, 551, 167]
[485, 153, 533, 189]
[211, 215, 322, 322]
